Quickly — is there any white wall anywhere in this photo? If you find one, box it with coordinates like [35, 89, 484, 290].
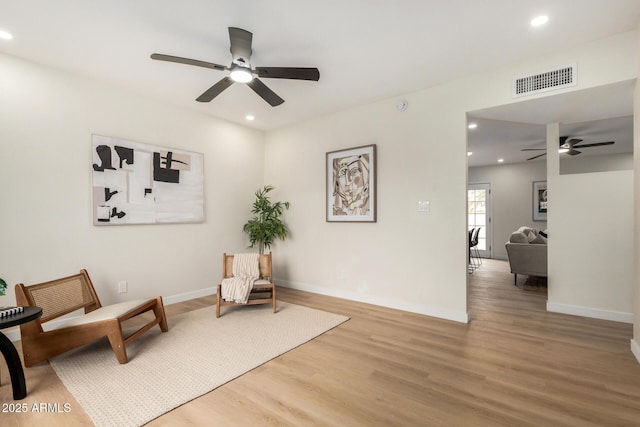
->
[265, 89, 469, 322]
[469, 161, 547, 260]
[561, 152, 633, 174]
[264, 30, 637, 324]
[632, 25, 640, 362]
[0, 53, 264, 308]
[546, 117, 634, 323]
[548, 164, 634, 322]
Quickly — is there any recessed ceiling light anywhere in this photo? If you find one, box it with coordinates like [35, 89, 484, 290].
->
[498, 158, 505, 163]
[0, 29, 13, 40]
[245, 115, 255, 121]
[468, 123, 478, 129]
[467, 151, 473, 156]
[531, 15, 549, 27]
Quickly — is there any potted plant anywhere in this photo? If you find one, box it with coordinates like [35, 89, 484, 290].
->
[0, 278, 6, 297]
[243, 185, 290, 254]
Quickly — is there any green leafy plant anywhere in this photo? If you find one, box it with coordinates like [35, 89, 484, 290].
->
[243, 185, 290, 254]
[0, 278, 6, 296]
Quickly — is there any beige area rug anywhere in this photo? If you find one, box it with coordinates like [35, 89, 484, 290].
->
[49, 302, 349, 427]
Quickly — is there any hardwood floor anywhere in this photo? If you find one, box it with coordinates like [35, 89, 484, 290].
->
[2, 259, 640, 426]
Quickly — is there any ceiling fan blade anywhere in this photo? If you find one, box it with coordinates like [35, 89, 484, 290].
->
[565, 138, 582, 147]
[521, 148, 546, 151]
[573, 141, 615, 148]
[150, 53, 227, 71]
[567, 149, 581, 156]
[255, 67, 320, 81]
[527, 152, 547, 161]
[229, 27, 253, 66]
[196, 77, 234, 102]
[247, 78, 284, 106]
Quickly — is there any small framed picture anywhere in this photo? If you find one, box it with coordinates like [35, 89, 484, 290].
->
[533, 180, 547, 221]
[326, 144, 376, 222]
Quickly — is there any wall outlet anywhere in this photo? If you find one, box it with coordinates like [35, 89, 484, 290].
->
[118, 281, 128, 293]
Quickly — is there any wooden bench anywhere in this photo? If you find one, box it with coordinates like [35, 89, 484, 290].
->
[15, 269, 168, 366]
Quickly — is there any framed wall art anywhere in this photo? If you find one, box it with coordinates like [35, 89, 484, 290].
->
[91, 134, 204, 225]
[326, 144, 376, 222]
[533, 180, 547, 221]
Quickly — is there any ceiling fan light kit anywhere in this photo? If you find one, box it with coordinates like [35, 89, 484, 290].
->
[151, 27, 320, 107]
[522, 136, 615, 161]
[229, 66, 253, 83]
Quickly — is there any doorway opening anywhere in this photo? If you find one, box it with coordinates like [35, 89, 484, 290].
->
[468, 183, 492, 260]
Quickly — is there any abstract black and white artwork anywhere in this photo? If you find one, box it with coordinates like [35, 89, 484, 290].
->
[92, 135, 204, 225]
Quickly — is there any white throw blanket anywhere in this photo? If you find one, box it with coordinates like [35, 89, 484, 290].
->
[221, 253, 260, 304]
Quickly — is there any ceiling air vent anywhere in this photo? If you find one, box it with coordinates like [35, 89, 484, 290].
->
[513, 64, 576, 97]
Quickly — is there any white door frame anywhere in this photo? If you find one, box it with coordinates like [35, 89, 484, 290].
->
[468, 182, 492, 258]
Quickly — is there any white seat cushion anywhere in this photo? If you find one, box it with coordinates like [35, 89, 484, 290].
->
[52, 299, 154, 329]
[253, 279, 272, 286]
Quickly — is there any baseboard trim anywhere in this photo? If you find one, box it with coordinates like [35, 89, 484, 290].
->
[277, 278, 469, 324]
[546, 301, 633, 324]
[631, 339, 640, 364]
[163, 287, 216, 306]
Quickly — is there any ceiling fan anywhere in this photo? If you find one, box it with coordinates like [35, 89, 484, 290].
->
[151, 27, 320, 106]
[522, 136, 614, 161]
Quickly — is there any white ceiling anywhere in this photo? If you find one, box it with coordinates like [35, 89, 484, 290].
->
[1, 0, 639, 133]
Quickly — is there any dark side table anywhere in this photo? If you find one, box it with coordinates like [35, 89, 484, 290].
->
[0, 306, 42, 400]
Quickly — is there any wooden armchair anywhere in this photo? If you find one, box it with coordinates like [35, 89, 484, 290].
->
[15, 269, 168, 366]
[216, 252, 276, 318]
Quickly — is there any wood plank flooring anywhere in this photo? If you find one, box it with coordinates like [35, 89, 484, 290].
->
[2, 259, 640, 426]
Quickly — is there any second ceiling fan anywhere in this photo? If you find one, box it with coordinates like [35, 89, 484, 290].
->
[151, 27, 320, 106]
[522, 136, 614, 161]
